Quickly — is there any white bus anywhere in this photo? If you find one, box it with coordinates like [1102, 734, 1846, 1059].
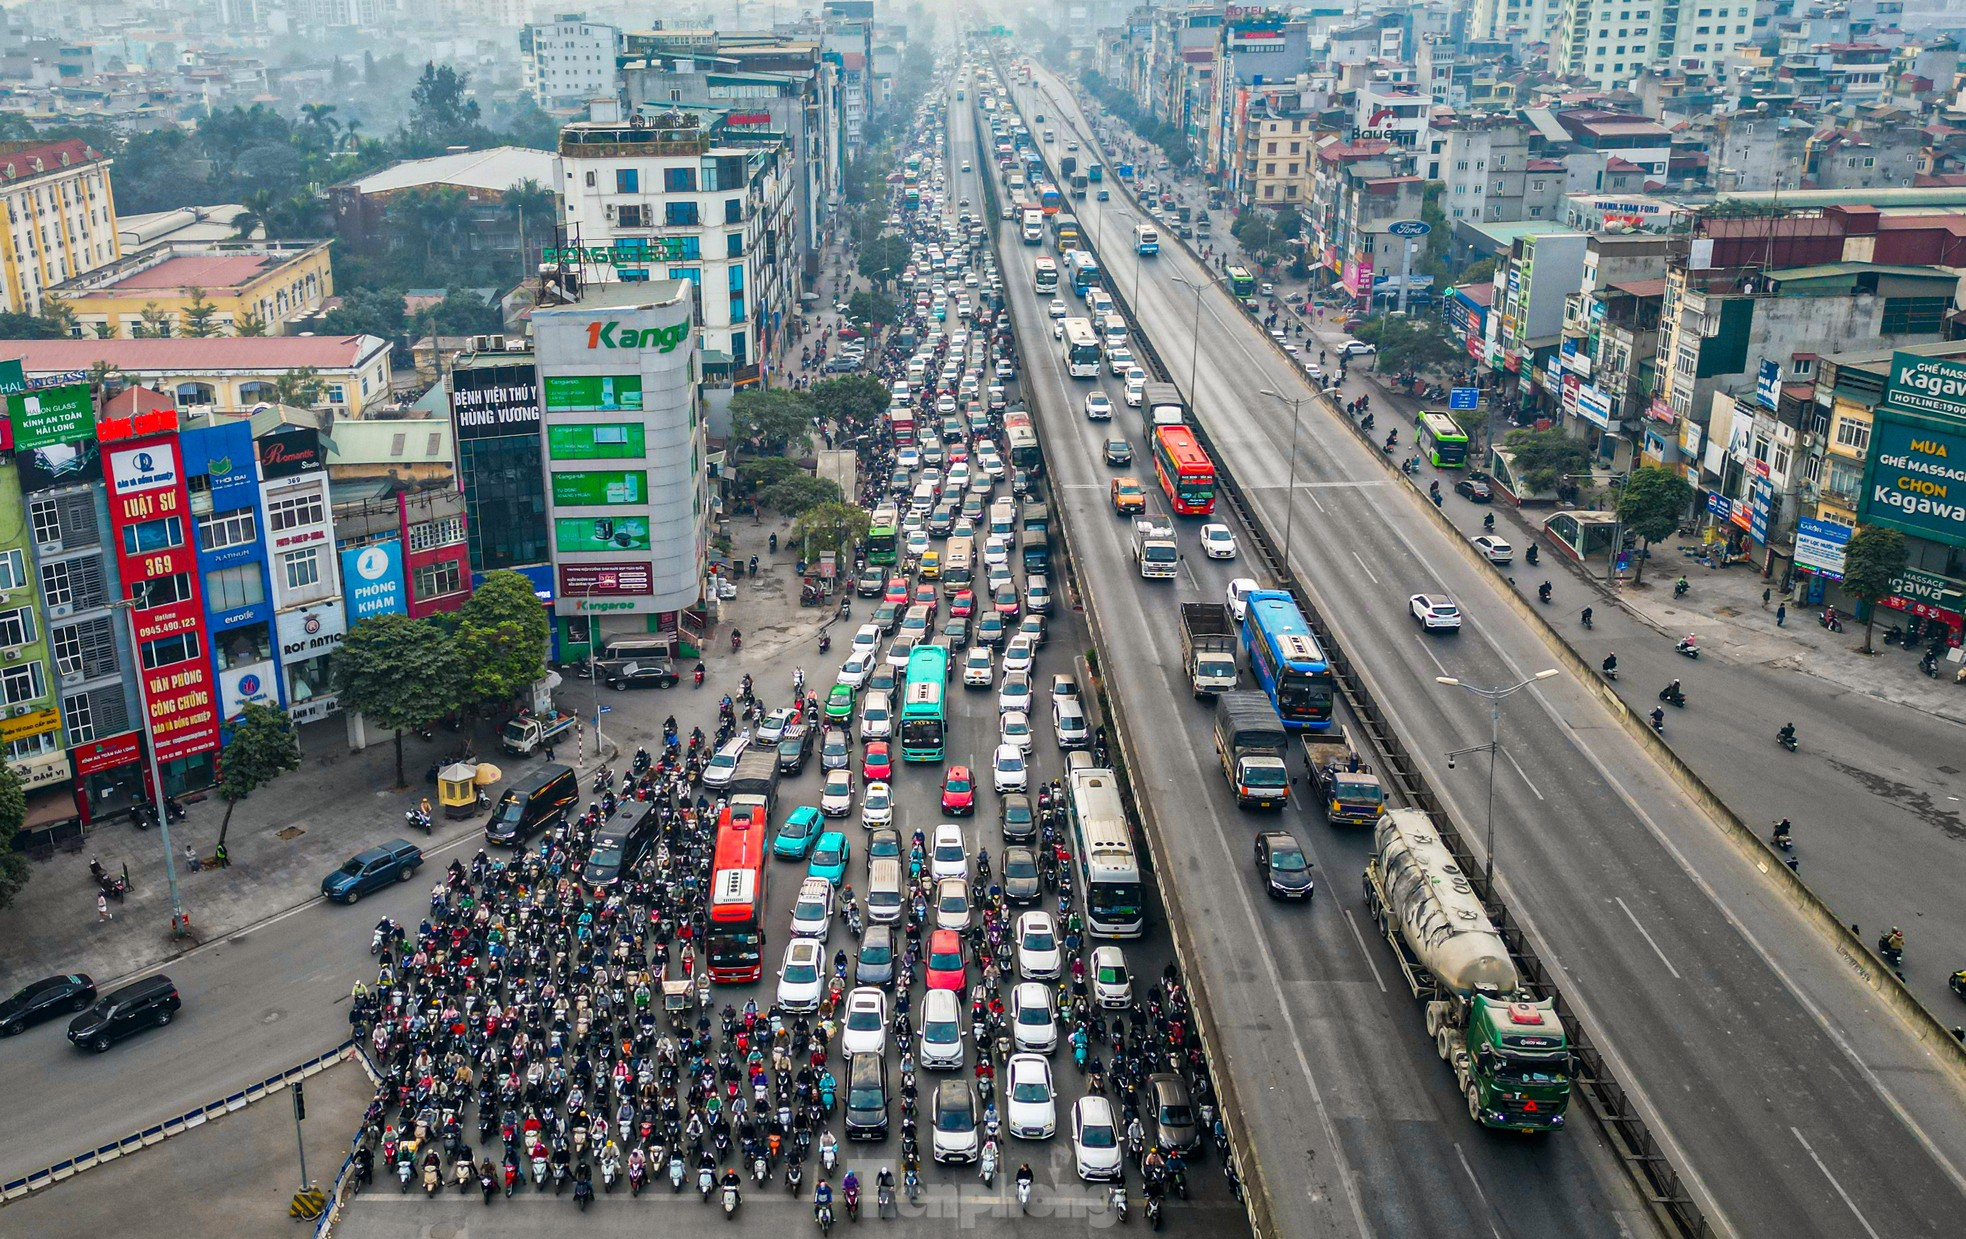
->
[1034, 255, 1059, 295]
[1068, 768, 1145, 938]
[1061, 317, 1102, 379]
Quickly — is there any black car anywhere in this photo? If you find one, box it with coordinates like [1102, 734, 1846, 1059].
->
[1454, 478, 1492, 502]
[68, 974, 180, 1052]
[599, 658, 679, 690]
[1104, 438, 1133, 467]
[1254, 831, 1315, 900]
[1002, 846, 1042, 905]
[0, 973, 96, 1036]
[856, 924, 897, 987]
[999, 793, 1036, 843]
[943, 616, 971, 648]
[856, 567, 886, 598]
[582, 801, 658, 888]
[845, 1051, 889, 1140]
[777, 723, 816, 775]
[927, 506, 958, 537]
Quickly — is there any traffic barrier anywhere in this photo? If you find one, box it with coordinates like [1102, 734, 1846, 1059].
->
[0, 1041, 356, 1206]
[984, 62, 1716, 1239]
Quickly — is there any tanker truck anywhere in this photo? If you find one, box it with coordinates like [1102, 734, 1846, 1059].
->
[1363, 808, 1572, 1131]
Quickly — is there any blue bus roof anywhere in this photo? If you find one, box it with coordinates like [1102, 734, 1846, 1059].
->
[1245, 591, 1328, 666]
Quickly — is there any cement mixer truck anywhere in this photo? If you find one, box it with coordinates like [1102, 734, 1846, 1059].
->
[1363, 808, 1572, 1131]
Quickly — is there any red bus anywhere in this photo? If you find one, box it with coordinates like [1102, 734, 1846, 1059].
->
[1152, 426, 1217, 516]
[707, 804, 770, 983]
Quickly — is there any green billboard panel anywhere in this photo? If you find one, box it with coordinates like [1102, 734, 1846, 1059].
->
[7, 382, 95, 449]
[554, 516, 650, 551]
[547, 422, 647, 460]
[1861, 413, 1966, 545]
[542, 374, 643, 411]
[552, 470, 647, 506]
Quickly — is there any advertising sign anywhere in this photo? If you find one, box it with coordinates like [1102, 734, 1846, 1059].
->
[555, 516, 651, 552]
[255, 424, 325, 478]
[1575, 382, 1612, 430]
[559, 562, 654, 597]
[73, 731, 143, 777]
[7, 382, 94, 450]
[1794, 517, 1851, 577]
[552, 470, 647, 506]
[543, 374, 644, 411]
[547, 423, 647, 459]
[342, 540, 407, 621]
[180, 421, 258, 510]
[108, 442, 181, 494]
[1449, 387, 1479, 411]
[15, 438, 101, 492]
[1387, 219, 1432, 238]
[1883, 351, 1966, 419]
[1860, 413, 1966, 543]
[1755, 359, 1782, 411]
[451, 363, 542, 440]
[1706, 492, 1733, 521]
[218, 662, 280, 718]
[0, 358, 21, 395]
[1749, 479, 1773, 545]
[276, 603, 345, 724]
[2, 707, 60, 744]
[1881, 566, 1966, 629]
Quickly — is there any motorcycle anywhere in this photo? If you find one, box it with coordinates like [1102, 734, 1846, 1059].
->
[404, 808, 431, 835]
[1674, 579, 1690, 599]
[844, 1181, 861, 1220]
[1146, 1195, 1163, 1230]
[1776, 728, 1798, 753]
[694, 665, 706, 688]
[1111, 1184, 1129, 1223]
[1819, 609, 1844, 633]
[1675, 638, 1700, 659]
[1658, 685, 1686, 708]
[700, 1166, 716, 1201]
[670, 1154, 687, 1193]
[1649, 707, 1665, 733]
[818, 629, 833, 654]
[423, 1160, 442, 1197]
[1536, 582, 1552, 605]
[575, 1174, 595, 1211]
[724, 1181, 743, 1219]
[1878, 934, 1905, 970]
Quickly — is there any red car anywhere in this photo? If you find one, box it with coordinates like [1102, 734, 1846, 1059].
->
[950, 590, 976, 618]
[863, 740, 893, 782]
[911, 584, 939, 616]
[993, 584, 1021, 620]
[941, 765, 976, 815]
[926, 929, 967, 991]
[883, 577, 910, 605]
[946, 442, 969, 464]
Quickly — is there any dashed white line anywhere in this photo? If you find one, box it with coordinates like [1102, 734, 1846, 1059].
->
[1350, 552, 1381, 586]
[1500, 746, 1545, 801]
[1792, 1127, 1883, 1239]
[1452, 1143, 1505, 1239]
[1615, 897, 1682, 980]
[1340, 908, 1389, 995]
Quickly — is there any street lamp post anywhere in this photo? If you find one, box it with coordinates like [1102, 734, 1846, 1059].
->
[1434, 670, 1560, 887]
[1172, 273, 1204, 400]
[111, 599, 190, 938]
[1260, 388, 1309, 568]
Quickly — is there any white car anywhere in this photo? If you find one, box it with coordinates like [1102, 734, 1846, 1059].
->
[851, 624, 882, 659]
[1471, 535, 1514, 565]
[1052, 318, 1065, 340]
[1048, 299, 1068, 318]
[1026, 578, 1052, 614]
[860, 691, 892, 740]
[758, 707, 798, 744]
[992, 743, 1029, 793]
[931, 823, 969, 882]
[1005, 1053, 1057, 1139]
[841, 986, 889, 1056]
[886, 636, 918, 670]
[962, 646, 995, 688]
[1010, 980, 1057, 1052]
[935, 876, 973, 931]
[1053, 699, 1090, 748]
[1410, 593, 1463, 632]
[1199, 523, 1237, 559]
[906, 529, 931, 559]
[1302, 361, 1324, 381]
[1091, 945, 1132, 1009]
[1226, 577, 1257, 622]
[1107, 347, 1135, 377]
[1337, 339, 1377, 357]
[1001, 634, 1036, 675]
[897, 448, 921, 473]
[821, 767, 856, 817]
[1072, 1096, 1124, 1180]
[999, 709, 1034, 753]
[1084, 391, 1113, 421]
[983, 536, 1010, 568]
[790, 876, 834, 939]
[837, 654, 874, 689]
[998, 671, 1032, 714]
[861, 781, 893, 829]
[979, 453, 1006, 481]
[1123, 370, 1146, 407]
[776, 939, 826, 1013]
[1016, 910, 1062, 980]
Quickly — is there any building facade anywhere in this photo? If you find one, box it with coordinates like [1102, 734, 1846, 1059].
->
[49, 240, 333, 339]
[521, 16, 622, 112]
[0, 139, 120, 317]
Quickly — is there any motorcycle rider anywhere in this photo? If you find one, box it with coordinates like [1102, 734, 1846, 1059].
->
[1772, 817, 1793, 845]
[1778, 721, 1797, 747]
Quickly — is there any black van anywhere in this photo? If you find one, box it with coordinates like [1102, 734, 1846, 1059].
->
[844, 1051, 889, 1141]
[582, 800, 658, 888]
[68, 974, 180, 1052]
[485, 763, 577, 846]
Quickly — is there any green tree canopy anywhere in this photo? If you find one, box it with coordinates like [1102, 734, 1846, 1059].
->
[1354, 316, 1463, 377]
[809, 375, 890, 432]
[215, 703, 302, 846]
[1615, 467, 1694, 584]
[1840, 524, 1908, 653]
[858, 233, 913, 288]
[1501, 429, 1595, 499]
[452, 570, 552, 711]
[792, 501, 872, 561]
[0, 310, 73, 339]
[729, 389, 815, 457]
[334, 613, 464, 787]
[0, 763, 27, 911]
[846, 289, 898, 326]
[320, 286, 408, 341]
[762, 474, 844, 517]
[737, 457, 805, 497]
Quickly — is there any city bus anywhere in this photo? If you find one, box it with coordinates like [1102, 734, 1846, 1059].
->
[1066, 250, 1100, 298]
[1004, 410, 1042, 476]
[1416, 411, 1470, 467]
[1033, 255, 1058, 294]
[1067, 768, 1145, 938]
[1038, 185, 1062, 214]
[1050, 214, 1081, 252]
[1226, 265, 1256, 299]
[1241, 590, 1336, 732]
[706, 804, 770, 982]
[1061, 317, 1102, 379]
[1151, 425, 1217, 516]
[866, 504, 900, 566]
[943, 535, 975, 595]
[901, 645, 949, 761]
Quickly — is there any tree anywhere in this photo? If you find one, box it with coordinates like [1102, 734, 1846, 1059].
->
[505, 177, 557, 264]
[729, 388, 815, 457]
[181, 288, 221, 337]
[0, 310, 73, 339]
[736, 457, 804, 497]
[1615, 467, 1694, 585]
[858, 233, 912, 288]
[320, 286, 407, 341]
[452, 570, 551, 713]
[412, 290, 502, 340]
[1356, 316, 1463, 378]
[235, 309, 268, 337]
[792, 501, 872, 561]
[334, 614, 464, 787]
[809, 375, 889, 434]
[0, 763, 28, 911]
[134, 302, 173, 338]
[762, 474, 844, 517]
[846, 289, 897, 326]
[1840, 525, 1908, 654]
[214, 703, 302, 847]
[1500, 429, 1594, 499]
[273, 366, 324, 407]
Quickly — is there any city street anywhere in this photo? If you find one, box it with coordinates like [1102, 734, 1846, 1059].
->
[996, 52, 1966, 1239]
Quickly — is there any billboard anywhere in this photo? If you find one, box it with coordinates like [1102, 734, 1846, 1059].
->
[1794, 518, 1851, 577]
[6, 382, 94, 450]
[552, 470, 647, 506]
[1755, 359, 1781, 411]
[543, 374, 643, 411]
[255, 423, 325, 478]
[1883, 351, 1966, 420]
[559, 562, 653, 596]
[1860, 412, 1966, 544]
[555, 516, 650, 552]
[16, 438, 101, 492]
[451, 363, 541, 439]
[342, 540, 407, 621]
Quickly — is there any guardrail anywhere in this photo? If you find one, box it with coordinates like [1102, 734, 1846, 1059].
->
[0, 1039, 359, 1205]
[982, 61, 1714, 1239]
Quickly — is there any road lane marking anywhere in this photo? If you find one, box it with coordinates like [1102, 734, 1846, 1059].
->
[1501, 747, 1545, 801]
[1614, 897, 1681, 980]
[1340, 908, 1389, 994]
[1452, 1143, 1506, 1239]
[1351, 553, 1380, 586]
[1792, 1127, 1883, 1239]
[1412, 634, 1452, 680]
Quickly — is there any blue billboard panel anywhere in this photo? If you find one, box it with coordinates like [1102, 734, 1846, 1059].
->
[343, 540, 406, 621]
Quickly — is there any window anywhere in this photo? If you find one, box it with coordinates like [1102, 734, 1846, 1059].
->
[216, 621, 272, 671]
[0, 548, 24, 591]
[1881, 296, 1947, 335]
[140, 632, 200, 670]
[204, 564, 266, 611]
[725, 197, 742, 224]
[30, 498, 61, 548]
[1834, 416, 1871, 454]
[282, 548, 321, 591]
[617, 204, 646, 227]
[407, 516, 466, 551]
[615, 168, 639, 193]
[413, 559, 463, 600]
[666, 201, 699, 227]
[6, 729, 56, 763]
[267, 491, 324, 533]
[120, 516, 183, 556]
[727, 232, 743, 258]
[52, 616, 115, 679]
[198, 508, 257, 551]
[1, 660, 44, 706]
[664, 166, 696, 193]
[130, 573, 192, 609]
[0, 605, 35, 648]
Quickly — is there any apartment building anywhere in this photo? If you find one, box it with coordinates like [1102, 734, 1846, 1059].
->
[521, 16, 622, 112]
[2, 336, 394, 417]
[0, 139, 120, 317]
[1552, 0, 1758, 90]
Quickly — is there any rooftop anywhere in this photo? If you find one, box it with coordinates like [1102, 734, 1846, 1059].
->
[0, 336, 388, 374]
[0, 139, 106, 184]
[53, 241, 330, 301]
[339, 146, 555, 197]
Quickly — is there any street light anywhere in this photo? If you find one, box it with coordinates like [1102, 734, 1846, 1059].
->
[1434, 669, 1560, 887]
[110, 598, 190, 938]
[1109, 209, 1141, 310]
[1260, 388, 1309, 568]
[1172, 273, 1205, 400]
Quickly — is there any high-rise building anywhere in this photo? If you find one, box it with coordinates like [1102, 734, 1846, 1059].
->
[0, 140, 120, 318]
[1552, 0, 1756, 89]
[522, 16, 624, 112]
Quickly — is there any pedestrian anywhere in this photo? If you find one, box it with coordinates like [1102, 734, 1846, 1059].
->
[97, 892, 111, 922]
[1776, 603, 1787, 627]
[214, 841, 230, 869]
[184, 841, 200, 872]
[1762, 586, 1772, 610]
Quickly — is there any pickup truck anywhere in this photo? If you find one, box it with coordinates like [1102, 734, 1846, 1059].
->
[1213, 692, 1290, 809]
[501, 709, 577, 756]
[1133, 520, 1177, 579]
[1179, 603, 1238, 696]
[1301, 729, 1386, 826]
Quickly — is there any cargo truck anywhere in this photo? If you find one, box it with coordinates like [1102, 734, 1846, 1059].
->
[1212, 692, 1290, 809]
[1132, 519, 1177, 579]
[1299, 728, 1385, 825]
[1069, 173, 1088, 199]
[727, 750, 782, 822]
[1179, 603, 1238, 697]
[1364, 809, 1572, 1131]
[1139, 382, 1186, 431]
[501, 709, 578, 757]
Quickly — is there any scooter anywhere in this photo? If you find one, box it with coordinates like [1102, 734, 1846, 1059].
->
[1658, 685, 1686, 708]
[1776, 728, 1798, 753]
[1674, 579, 1690, 599]
[700, 1165, 716, 1201]
[1649, 707, 1665, 733]
[1675, 638, 1700, 659]
[723, 1181, 743, 1218]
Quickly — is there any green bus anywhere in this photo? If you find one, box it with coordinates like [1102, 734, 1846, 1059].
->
[866, 503, 900, 565]
[900, 645, 948, 762]
[1226, 265, 1256, 298]
[1416, 411, 1470, 468]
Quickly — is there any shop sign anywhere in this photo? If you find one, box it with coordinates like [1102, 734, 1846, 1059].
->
[1860, 413, 1966, 543]
[1575, 382, 1612, 429]
[256, 424, 324, 478]
[6, 382, 94, 450]
[72, 732, 143, 777]
[219, 662, 280, 718]
[1706, 492, 1733, 521]
[1749, 479, 1773, 545]
[543, 375, 643, 411]
[1883, 351, 1966, 419]
[108, 442, 180, 494]
[1, 706, 60, 744]
[342, 541, 407, 621]
[559, 563, 654, 596]
[1755, 359, 1782, 411]
[543, 241, 693, 266]
[451, 364, 541, 439]
[278, 604, 348, 661]
[584, 320, 691, 352]
[1647, 396, 1675, 424]
[143, 657, 219, 765]
[1885, 565, 1966, 615]
[1794, 518, 1851, 577]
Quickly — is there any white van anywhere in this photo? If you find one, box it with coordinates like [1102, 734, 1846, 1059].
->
[919, 988, 966, 1070]
[988, 499, 1017, 540]
[866, 858, 903, 924]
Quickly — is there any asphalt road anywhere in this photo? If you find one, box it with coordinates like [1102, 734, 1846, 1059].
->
[952, 73, 1649, 1239]
[997, 55, 1966, 1239]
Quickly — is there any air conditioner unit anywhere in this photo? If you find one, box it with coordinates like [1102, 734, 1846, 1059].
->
[49, 603, 72, 618]
[2, 649, 19, 662]
[467, 334, 492, 352]
[8, 705, 26, 716]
